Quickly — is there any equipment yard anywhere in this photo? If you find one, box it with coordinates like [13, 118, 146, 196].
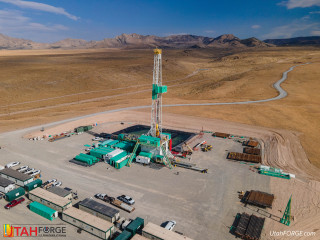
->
[0, 115, 271, 240]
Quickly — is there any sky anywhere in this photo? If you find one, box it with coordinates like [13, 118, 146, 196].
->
[0, 0, 320, 43]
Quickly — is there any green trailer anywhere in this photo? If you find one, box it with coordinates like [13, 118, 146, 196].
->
[126, 217, 144, 236]
[74, 154, 93, 165]
[114, 230, 132, 240]
[5, 187, 25, 201]
[29, 201, 58, 221]
[24, 179, 42, 191]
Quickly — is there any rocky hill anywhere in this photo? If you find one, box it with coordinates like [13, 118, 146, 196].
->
[0, 32, 275, 50]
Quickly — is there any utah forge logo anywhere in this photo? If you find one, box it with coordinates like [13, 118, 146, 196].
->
[3, 224, 13, 237]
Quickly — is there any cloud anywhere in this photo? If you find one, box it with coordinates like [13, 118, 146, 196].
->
[262, 22, 319, 39]
[204, 30, 215, 34]
[311, 30, 320, 35]
[0, 0, 79, 20]
[279, 0, 320, 9]
[310, 10, 320, 14]
[251, 25, 261, 29]
[0, 9, 68, 34]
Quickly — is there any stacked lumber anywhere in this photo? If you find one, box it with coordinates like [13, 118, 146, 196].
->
[244, 147, 260, 155]
[234, 213, 265, 240]
[212, 132, 230, 138]
[227, 152, 261, 163]
[245, 190, 274, 208]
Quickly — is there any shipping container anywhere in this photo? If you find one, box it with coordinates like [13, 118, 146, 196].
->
[115, 157, 130, 169]
[135, 156, 150, 165]
[138, 135, 160, 147]
[126, 217, 144, 236]
[5, 187, 25, 201]
[139, 152, 153, 159]
[24, 179, 42, 191]
[110, 151, 128, 167]
[29, 201, 58, 221]
[75, 127, 84, 133]
[99, 139, 114, 147]
[106, 140, 119, 147]
[107, 149, 124, 161]
[114, 230, 132, 240]
[74, 155, 93, 165]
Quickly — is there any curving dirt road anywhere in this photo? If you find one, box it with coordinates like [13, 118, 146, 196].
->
[0, 63, 309, 117]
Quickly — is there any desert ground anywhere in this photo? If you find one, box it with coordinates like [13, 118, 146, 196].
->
[0, 47, 320, 239]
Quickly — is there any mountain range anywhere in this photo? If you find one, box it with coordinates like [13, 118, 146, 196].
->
[0, 33, 319, 50]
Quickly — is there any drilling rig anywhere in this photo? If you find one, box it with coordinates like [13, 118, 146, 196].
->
[148, 48, 167, 138]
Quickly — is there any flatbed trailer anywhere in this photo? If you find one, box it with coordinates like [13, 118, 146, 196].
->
[110, 199, 135, 213]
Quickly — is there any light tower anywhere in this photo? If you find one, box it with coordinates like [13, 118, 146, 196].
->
[148, 48, 167, 138]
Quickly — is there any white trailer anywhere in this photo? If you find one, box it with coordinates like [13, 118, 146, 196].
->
[106, 149, 123, 161]
[136, 156, 150, 165]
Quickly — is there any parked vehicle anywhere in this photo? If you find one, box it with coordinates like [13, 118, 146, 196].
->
[29, 170, 41, 176]
[92, 137, 103, 141]
[48, 179, 57, 183]
[117, 195, 135, 205]
[5, 162, 20, 168]
[164, 220, 176, 231]
[5, 197, 25, 209]
[52, 181, 62, 187]
[17, 166, 29, 172]
[95, 193, 107, 200]
[23, 168, 35, 174]
[85, 147, 94, 152]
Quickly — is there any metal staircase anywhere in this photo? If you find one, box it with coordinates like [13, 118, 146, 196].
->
[127, 141, 140, 167]
[160, 144, 173, 169]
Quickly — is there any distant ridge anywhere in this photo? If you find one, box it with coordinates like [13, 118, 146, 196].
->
[1, 32, 318, 50]
[264, 36, 320, 46]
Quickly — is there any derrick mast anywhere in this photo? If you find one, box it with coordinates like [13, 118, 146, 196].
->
[148, 49, 167, 137]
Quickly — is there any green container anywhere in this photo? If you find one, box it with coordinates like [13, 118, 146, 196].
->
[106, 140, 119, 147]
[114, 230, 132, 240]
[118, 134, 125, 140]
[115, 158, 130, 169]
[24, 179, 42, 191]
[75, 127, 84, 133]
[75, 154, 93, 165]
[5, 187, 25, 201]
[139, 152, 153, 159]
[99, 139, 113, 147]
[126, 217, 144, 236]
[110, 151, 128, 164]
[138, 135, 160, 147]
[29, 201, 57, 221]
